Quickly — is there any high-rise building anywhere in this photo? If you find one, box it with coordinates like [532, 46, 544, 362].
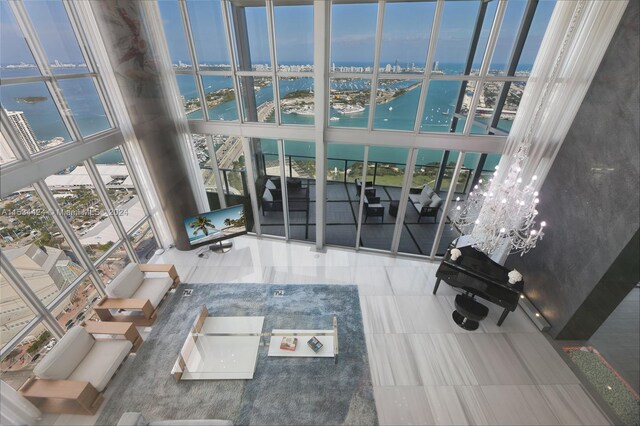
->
[5, 110, 40, 155]
[0, 244, 81, 346]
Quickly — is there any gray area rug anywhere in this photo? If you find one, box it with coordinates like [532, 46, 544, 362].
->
[97, 284, 377, 425]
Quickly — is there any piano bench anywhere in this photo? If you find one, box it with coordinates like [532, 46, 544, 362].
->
[453, 294, 489, 331]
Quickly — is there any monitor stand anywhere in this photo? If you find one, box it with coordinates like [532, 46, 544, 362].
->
[209, 241, 233, 253]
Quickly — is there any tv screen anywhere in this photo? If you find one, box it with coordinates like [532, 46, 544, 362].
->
[184, 204, 247, 246]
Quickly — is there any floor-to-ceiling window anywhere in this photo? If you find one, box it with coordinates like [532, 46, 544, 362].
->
[0, 0, 161, 389]
[158, 0, 555, 255]
[283, 140, 315, 243]
[324, 144, 364, 248]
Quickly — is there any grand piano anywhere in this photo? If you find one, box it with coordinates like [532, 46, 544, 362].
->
[433, 244, 523, 326]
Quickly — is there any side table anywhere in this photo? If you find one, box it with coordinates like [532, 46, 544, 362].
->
[389, 200, 399, 217]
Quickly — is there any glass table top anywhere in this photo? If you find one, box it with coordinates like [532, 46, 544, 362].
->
[172, 308, 338, 380]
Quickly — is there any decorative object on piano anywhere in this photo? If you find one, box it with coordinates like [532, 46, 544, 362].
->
[450, 248, 462, 261]
[307, 336, 323, 353]
[508, 269, 523, 285]
[449, 161, 547, 256]
[280, 337, 298, 351]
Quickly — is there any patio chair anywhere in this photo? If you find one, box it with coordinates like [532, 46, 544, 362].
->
[364, 196, 384, 222]
[355, 178, 375, 198]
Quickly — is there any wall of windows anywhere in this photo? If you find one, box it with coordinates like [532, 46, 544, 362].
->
[159, 0, 554, 137]
[0, 0, 114, 160]
[0, 0, 161, 390]
[0, 0, 558, 382]
[0, 145, 159, 389]
[169, 0, 554, 254]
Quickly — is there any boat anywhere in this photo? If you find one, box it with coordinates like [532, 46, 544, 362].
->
[333, 103, 365, 114]
[442, 109, 450, 115]
[330, 117, 340, 121]
[388, 106, 393, 111]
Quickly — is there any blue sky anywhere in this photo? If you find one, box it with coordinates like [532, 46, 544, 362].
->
[0, 0, 85, 65]
[1, 0, 556, 68]
[161, 0, 555, 67]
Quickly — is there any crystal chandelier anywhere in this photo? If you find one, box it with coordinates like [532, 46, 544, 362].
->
[449, 150, 546, 257]
[448, 0, 589, 258]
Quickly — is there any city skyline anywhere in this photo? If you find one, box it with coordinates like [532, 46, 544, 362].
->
[2, 1, 555, 68]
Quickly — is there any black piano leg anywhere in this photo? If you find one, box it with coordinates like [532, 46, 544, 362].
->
[497, 308, 509, 326]
[433, 278, 441, 295]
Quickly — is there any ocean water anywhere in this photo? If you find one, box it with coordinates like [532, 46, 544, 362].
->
[2, 65, 512, 168]
[177, 69, 509, 167]
[1, 68, 109, 143]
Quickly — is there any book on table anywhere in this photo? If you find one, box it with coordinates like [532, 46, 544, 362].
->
[307, 336, 323, 353]
[280, 337, 297, 351]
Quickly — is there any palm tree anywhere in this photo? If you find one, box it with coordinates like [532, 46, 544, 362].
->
[223, 218, 232, 227]
[236, 208, 246, 227]
[189, 216, 216, 236]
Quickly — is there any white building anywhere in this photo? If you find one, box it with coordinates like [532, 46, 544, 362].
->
[5, 110, 39, 155]
[0, 244, 82, 346]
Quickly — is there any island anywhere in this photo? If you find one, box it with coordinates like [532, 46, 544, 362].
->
[15, 96, 47, 104]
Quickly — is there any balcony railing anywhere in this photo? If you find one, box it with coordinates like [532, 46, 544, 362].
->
[199, 154, 491, 197]
[262, 153, 476, 194]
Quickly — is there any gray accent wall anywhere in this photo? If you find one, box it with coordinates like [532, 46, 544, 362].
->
[90, 1, 200, 250]
[507, 1, 640, 340]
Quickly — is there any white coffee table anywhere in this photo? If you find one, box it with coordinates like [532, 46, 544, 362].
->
[172, 308, 339, 380]
[267, 329, 336, 358]
[172, 306, 264, 380]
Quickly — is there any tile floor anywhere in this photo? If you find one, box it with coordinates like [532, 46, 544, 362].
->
[42, 235, 611, 425]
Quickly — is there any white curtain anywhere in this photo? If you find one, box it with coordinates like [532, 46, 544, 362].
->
[497, 0, 629, 187]
[0, 381, 41, 426]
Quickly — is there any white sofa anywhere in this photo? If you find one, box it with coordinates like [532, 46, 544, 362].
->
[408, 184, 443, 223]
[21, 323, 140, 414]
[118, 412, 233, 426]
[33, 326, 132, 392]
[95, 263, 179, 326]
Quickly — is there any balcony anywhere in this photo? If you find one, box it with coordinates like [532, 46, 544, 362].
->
[252, 154, 481, 256]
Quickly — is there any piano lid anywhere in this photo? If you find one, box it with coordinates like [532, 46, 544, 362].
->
[444, 245, 511, 286]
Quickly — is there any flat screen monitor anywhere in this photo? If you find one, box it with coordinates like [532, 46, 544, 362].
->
[184, 204, 247, 246]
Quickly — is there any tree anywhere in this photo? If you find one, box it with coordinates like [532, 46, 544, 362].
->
[189, 216, 216, 236]
[223, 218, 232, 227]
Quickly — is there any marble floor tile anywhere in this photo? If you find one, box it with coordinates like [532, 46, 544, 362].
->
[367, 334, 422, 386]
[538, 384, 611, 425]
[132, 236, 607, 426]
[361, 296, 405, 334]
[184, 265, 267, 283]
[438, 295, 536, 334]
[456, 333, 534, 385]
[374, 386, 435, 425]
[353, 266, 394, 296]
[480, 304, 538, 333]
[423, 386, 496, 425]
[507, 333, 580, 385]
[387, 266, 431, 295]
[480, 385, 561, 425]
[270, 265, 346, 284]
[396, 296, 453, 333]
[408, 334, 478, 386]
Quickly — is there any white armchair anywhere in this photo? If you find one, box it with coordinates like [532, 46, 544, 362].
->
[20, 323, 140, 415]
[94, 263, 180, 326]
